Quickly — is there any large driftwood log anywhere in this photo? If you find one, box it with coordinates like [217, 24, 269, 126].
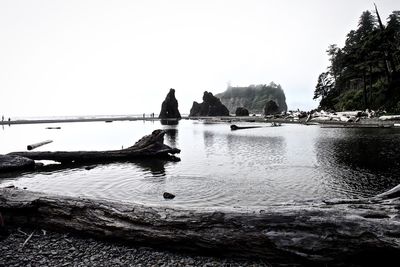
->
[0, 155, 35, 172]
[0, 187, 399, 266]
[8, 130, 180, 163]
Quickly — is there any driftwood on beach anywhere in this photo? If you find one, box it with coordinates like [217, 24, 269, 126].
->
[8, 130, 180, 164]
[1, 185, 399, 266]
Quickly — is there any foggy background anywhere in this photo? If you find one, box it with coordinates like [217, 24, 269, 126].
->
[0, 0, 398, 117]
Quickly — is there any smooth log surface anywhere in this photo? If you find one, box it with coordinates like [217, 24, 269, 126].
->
[1, 187, 399, 265]
[27, 140, 53, 150]
[8, 130, 180, 163]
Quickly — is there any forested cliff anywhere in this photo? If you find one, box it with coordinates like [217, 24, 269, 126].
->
[216, 83, 287, 114]
[314, 7, 400, 112]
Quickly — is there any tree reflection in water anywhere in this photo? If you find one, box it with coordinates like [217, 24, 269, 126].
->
[315, 128, 400, 197]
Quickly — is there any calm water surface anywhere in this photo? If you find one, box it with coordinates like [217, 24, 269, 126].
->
[1, 120, 400, 208]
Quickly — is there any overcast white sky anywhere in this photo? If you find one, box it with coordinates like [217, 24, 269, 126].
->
[0, 0, 399, 117]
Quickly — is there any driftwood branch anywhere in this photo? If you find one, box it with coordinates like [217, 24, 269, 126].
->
[230, 124, 262, 130]
[8, 130, 180, 163]
[0, 187, 399, 265]
[27, 140, 53, 151]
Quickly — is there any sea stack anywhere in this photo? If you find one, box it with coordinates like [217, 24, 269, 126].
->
[189, 91, 230, 117]
[235, 107, 249, 116]
[159, 88, 181, 119]
[263, 100, 280, 115]
[215, 84, 287, 114]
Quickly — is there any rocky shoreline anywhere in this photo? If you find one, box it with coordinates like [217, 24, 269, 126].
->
[0, 227, 272, 267]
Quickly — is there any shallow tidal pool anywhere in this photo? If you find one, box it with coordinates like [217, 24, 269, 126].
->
[1, 119, 400, 208]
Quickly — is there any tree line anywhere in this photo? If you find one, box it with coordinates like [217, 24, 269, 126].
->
[314, 5, 400, 112]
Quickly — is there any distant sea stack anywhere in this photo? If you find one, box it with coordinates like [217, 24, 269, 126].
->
[159, 88, 181, 119]
[235, 107, 249, 116]
[215, 83, 287, 114]
[263, 100, 280, 115]
[189, 91, 230, 117]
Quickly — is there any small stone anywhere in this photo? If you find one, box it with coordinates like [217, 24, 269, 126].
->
[163, 192, 175, 199]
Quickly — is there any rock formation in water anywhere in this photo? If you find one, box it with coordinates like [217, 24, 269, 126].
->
[159, 89, 181, 119]
[215, 83, 287, 114]
[189, 91, 230, 116]
[264, 100, 280, 115]
[235, 107, 249, 116]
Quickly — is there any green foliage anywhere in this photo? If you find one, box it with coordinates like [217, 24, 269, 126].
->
[314, 72, 334, 100]
[314, 7, 400, 111]
[216, 83, 287, 113]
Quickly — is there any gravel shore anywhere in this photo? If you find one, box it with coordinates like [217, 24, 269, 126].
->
[0, 228, 272, 267]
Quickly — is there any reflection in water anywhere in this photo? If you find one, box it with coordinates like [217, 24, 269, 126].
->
[315, 128, 400, 197]
[160, 119, 179, 125]
[203, 130, 215, 154]
[135, 159, 168, 177]
[0, 159, 170, 180]
[163, 128, 178, 147]
[226, 134, 286, 165]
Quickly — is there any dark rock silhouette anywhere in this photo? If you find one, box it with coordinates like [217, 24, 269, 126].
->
[264, 100, 280, 115]
[159, 89, 181, 119]
[235, 107, 249, 116]
[163, 192, 175, 199]
[189, 91, 229, 116]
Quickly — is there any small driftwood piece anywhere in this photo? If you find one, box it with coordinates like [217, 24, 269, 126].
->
[230, 123, 281, 131]
[27, 140, 53, 151]
[21, 231, 34, 248]
[0, 186, 399, 266]
[9, 130, 180, 163]
[230, 124, 262, 130]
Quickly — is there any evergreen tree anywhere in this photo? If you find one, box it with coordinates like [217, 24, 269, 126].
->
[314, 6, 400, 112]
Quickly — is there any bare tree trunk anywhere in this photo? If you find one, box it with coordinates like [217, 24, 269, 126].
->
[363, 70, 368, 109]
[8, 130, 180, 164]
[1, 187, 399, 266]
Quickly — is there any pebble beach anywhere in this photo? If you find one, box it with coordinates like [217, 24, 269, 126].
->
[0, 228, 273, 267]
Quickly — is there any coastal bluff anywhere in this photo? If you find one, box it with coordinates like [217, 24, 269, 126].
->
[216, 84, 287, 114]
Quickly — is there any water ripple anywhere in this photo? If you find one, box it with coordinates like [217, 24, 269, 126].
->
[3, 121, 400, 208]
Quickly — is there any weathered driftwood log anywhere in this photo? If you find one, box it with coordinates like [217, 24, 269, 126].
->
[0, 155, 35, 172]
[27, 140, 53, 150]
[8, 130, 180, 163]
[230, 124, 262, 130]
[0, 187, 399, 266]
